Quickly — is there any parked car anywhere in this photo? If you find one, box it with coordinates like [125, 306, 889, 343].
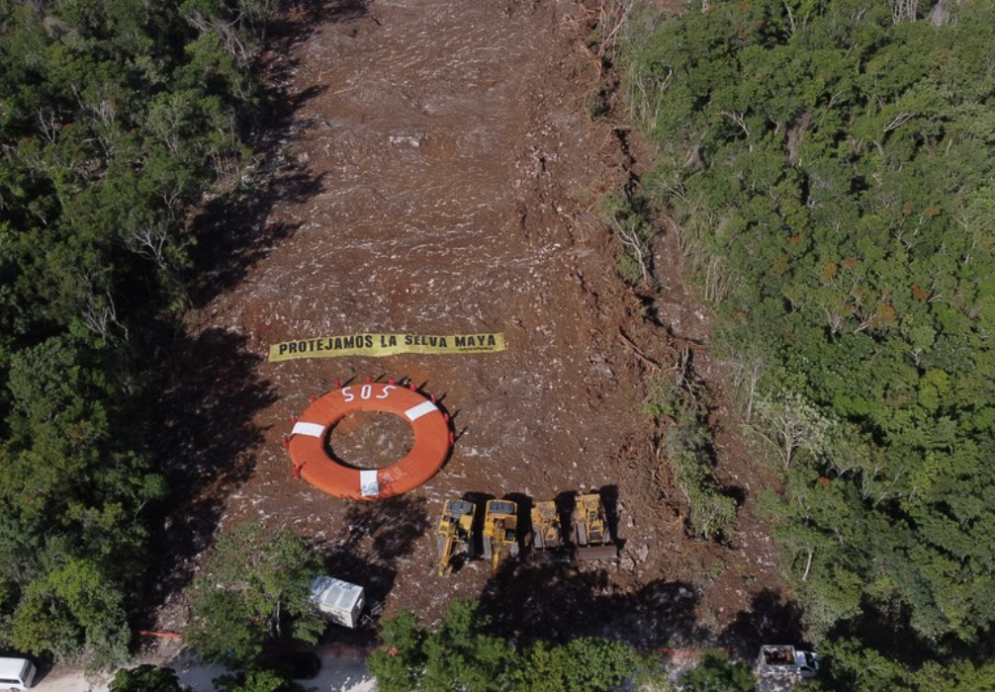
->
[0, 657, 36, 690]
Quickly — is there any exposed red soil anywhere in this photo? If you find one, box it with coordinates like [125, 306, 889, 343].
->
[151, 0, 801, 658]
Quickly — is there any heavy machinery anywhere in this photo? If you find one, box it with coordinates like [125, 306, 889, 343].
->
[529, 500, 571, 563]
[436, 498, 476, 576]
[573, 492, 617, 561]
[481, 499, 519, 575]
[756, 646, 820, 679]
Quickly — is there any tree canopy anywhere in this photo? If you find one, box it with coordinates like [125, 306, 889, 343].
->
[0, 0, 264, 665]
[212, 668, 310, 692]
[109, 664, 191, 692]
[368, 599, 642, 692]
[183, 520, 326, 667]
[621, 0, 995, 685]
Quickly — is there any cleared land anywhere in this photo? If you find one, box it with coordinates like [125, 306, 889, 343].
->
[150, 0, 798, 657]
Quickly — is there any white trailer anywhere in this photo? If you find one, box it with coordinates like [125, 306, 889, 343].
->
[309, 576, 365, 629]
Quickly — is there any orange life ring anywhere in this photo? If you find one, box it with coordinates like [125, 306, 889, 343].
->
[288, 382, 451, 500]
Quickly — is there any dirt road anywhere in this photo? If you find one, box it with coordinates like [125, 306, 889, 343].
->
[29, 647, 373, 692]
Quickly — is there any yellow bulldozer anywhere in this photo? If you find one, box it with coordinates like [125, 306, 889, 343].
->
[436, 498, 476, 576]
[529, 500, 571, 563]
[573, 492, 617, 561]
[481, 499, 519, 575]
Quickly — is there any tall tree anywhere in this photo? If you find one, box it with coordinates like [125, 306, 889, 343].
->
[368, 599, 641, 692]
[110, 665, 191, 692]
[184, 521, 325, 667]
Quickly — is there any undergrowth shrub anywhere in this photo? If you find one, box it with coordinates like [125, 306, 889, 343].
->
[645, 351, 737, 542]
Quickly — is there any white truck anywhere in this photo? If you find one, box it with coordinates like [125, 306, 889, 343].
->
[757, 645, 820, 679]
[309, 576, 365, 629]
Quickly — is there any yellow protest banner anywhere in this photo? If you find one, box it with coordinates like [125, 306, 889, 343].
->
[268, 333, 505, 362]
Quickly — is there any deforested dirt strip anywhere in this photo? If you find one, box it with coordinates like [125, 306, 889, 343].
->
[159, 0, 788, 649]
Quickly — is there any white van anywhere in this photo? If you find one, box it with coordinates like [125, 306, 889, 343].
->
[309, 576, 365, 628]
[0, 657, 36, 690]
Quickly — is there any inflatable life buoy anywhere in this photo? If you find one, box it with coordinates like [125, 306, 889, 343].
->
[288, 382, 451, 500]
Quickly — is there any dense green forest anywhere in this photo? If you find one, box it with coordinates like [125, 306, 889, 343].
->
[0, 0, 271, 666]
[622, 0, 995, 688]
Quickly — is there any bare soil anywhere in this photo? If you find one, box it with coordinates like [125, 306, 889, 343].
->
[149, 0, 803, 660]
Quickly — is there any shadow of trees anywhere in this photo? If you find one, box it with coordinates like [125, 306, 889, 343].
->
[342, 495, 431, 562]
[142, 0, 379, 626]
[185, 155, 323, 308]
[476, 562, 807, 658]
[186, 0, 377, 308]
[717, 589, 806, 659]
[142, 328, 278, 624]
[479, 565, 704, 650]
[267, 0, 372, 52]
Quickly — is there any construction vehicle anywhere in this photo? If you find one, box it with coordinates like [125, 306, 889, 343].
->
[436, 499, 476, 576]
[573, 492, 617, 561]
[481, 499, 519, 575]
[530, 500, 571, 563]
[756, 646, 820, 679]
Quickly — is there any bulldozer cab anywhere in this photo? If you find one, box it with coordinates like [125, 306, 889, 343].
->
[488, 500, 515, 516]
[441, 500, 474, 534]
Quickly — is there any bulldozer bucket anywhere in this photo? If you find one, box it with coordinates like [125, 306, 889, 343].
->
[575, 518, 588, 546]
[576, 544, 617, 561]
[533, 547, 573, 565]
